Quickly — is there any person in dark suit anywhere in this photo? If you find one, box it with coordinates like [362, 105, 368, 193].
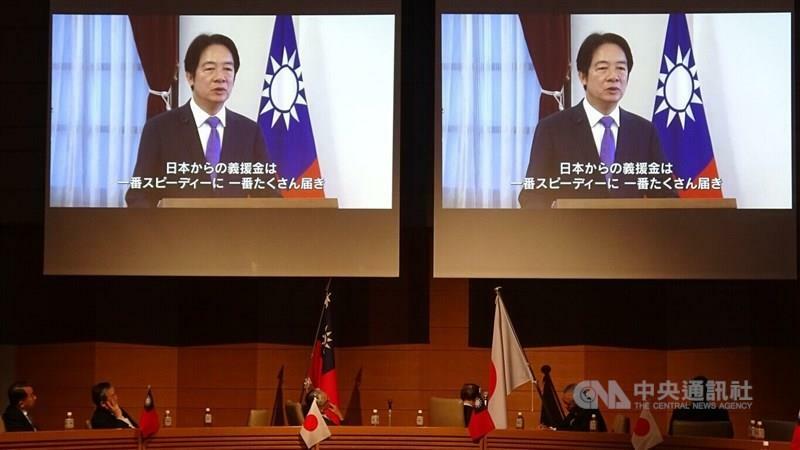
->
[2, 382, 38, 432]
[460, 383, 481, 427]
[302, 388, 344, 424]
[90, 382, 138, 429]
[519, 33, 676, 209]
[557, 383, 607, 432]
[126, 33, 276, 207]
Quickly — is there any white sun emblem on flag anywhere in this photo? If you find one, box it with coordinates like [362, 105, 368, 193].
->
[260, 46, 307, 130]
[654, 46, 703, 129]
[320, 325, 333, 350]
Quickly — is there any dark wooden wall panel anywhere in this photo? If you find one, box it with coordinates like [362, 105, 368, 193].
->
[9, 277, 800, 437]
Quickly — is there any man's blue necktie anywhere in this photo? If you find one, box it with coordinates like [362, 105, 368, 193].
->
[599, 116, 616, 184]
[205, 116, 221, 181]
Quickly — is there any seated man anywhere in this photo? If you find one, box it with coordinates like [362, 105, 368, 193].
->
[557, 383, 607, 432]
[460, 383, 481, 427]
[302, 388, 344, 424]
[668, 375, 730, 435]
[2, 382, 38, 432]
[90, 381, 138, 429]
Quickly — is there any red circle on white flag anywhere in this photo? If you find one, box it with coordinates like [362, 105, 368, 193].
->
[303, 415, 318, 431]
[633, 418, 650, 436]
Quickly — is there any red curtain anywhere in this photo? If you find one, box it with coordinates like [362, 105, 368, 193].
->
[129, 15, 179, 119]
[519, 14, 570, 119]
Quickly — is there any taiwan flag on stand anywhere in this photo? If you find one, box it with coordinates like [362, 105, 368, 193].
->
[139, 386, 159, 439]
[258, 15, 324, 198]
[652, 13, 722, 198]
[308, 293, 340, 424]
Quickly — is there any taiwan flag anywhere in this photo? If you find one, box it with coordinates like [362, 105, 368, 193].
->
[138, 386, 159, 439]
[652, 13, 722, 198]
[258, 15, 324, 198]
[308, 293, 340, 424]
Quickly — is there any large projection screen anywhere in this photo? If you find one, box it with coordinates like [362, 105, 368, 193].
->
[435, 0, 796, 279]
[46, 1, 400, 276]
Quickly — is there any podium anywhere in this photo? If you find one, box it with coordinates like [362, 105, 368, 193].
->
[551, 198, 737, 209]
[157, 197, 339, 208]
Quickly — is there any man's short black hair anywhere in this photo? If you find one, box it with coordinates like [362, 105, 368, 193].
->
[184, 33, 241, 77]
[91, 381, 112, 407]
[576, 32, 634, 82]
[460, 383, 480, 402]
[7, 382, 31, 406]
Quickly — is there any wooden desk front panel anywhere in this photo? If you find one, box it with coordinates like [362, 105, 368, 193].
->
[0, 429, 139, 450]
[0, 427, 791, 450]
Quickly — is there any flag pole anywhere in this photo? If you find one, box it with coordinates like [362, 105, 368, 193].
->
[308, 278, 333, 357]
[493, 286, 547, 410]
[302, 278, 333, 400]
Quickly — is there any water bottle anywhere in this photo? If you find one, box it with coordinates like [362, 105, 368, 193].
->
[749, 419, 756, 439]
[756, 420, 765, 439]
[387, 400, 393, 427]
[164, 410, 173, 427]
[370, 409, 380, 426]
[515, 412, 524, 429]
[589, 413, 598, 432]
[64, 411, 75, 430]
[416, 409, 424, 427]
[204, 407, 213, 426]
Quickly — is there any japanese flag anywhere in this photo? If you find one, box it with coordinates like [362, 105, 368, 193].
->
[300, 400, 331, 449]
[631, 405, 663, 450]
[469, 293, 533, 440]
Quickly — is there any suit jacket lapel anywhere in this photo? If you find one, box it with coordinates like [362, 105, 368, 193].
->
[26, 412, 37, 431]
[179, 102, 208, 165]
[220, 108, 240, 162]
[570, 101, 601, 164]
[615, 108, 633, 163]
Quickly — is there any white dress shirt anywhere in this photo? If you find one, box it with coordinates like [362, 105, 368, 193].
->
[22, 410, 37, 431]
[118, 415, 135, 429]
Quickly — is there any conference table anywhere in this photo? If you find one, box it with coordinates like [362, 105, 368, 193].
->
[0, 426, 792, 449]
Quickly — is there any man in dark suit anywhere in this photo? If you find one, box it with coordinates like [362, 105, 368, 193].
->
[2, 382, 38, 432]
[126, 33, 276, 207]
[90, 381, 138, 429]
[519, 33, 676, 209]
[557, 383, 607, 432]
[460, 383, 481, 427]
[302, 388, 344, 425]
